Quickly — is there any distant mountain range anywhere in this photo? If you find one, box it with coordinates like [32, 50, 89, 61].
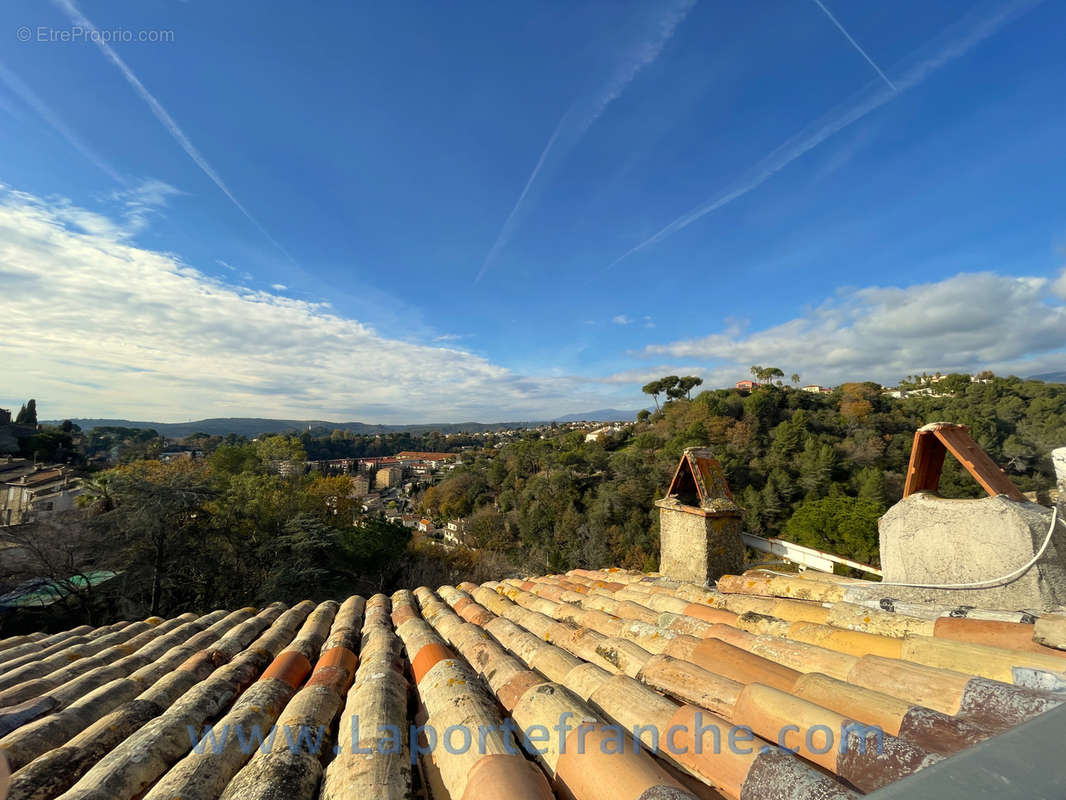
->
[37, 375, 1066, 438]
[1028, 371, 1066, 384]
[553, 409, 643, 422]
[47, 418, 534, 438]
[45, 409, 642, 438]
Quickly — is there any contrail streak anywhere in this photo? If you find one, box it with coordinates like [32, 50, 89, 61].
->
[476, 0, 696, 283]
[474, 111, 569, 284]
[0, 62, 124, 184]
[605, 0, 1039, 271]
[53, 0, 294, 262]
[811, 0, 896, 91]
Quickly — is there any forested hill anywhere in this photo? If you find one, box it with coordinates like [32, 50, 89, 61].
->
[419, 377, 1066, 572]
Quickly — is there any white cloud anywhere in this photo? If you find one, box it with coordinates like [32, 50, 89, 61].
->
[4, 179, 183, 244]
[270, 283, 288, 291]
[1051, 266, 1066, 300]
[109, 179, 184, 232]
[0, 185, 620, 422]
[643, 315, 655, 328]
[433, 333, 467, 342]
[643, 271, 1066, 385]
[612, 314, 633, 325]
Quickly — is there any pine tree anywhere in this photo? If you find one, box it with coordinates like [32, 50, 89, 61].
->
[798, 438, 835, 498]
[15, 399, 37, 425]
[740, 485, 764, 535]
[769, 467, 797, 502]
[768, 415, 803, 466]
[857, 467, 886, 508]
[760, 475, 784, 523]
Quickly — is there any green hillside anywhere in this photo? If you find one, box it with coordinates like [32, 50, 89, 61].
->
[420, 375, 1066, 571]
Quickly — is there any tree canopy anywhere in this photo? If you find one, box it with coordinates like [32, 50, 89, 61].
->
[15, 399, 37, 425]
[417, 374, 1066, 570]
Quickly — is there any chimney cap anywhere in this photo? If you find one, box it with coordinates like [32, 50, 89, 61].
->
[660, 447, 739, 511]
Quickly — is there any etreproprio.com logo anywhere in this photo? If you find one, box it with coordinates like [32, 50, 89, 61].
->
[188, 713, 885, 765]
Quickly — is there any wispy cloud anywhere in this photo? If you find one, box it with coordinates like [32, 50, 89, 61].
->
[270, 283, 288, 291]
[612, 314, 633, 325]
[476, 0, 695, 283]
[811, 0, 896, 91]
[0, 184, 634, 421]
[606, 0, 1040, 270]
[109, 179, 184, 232]
[53, 0, 292, 262]
[0, 61, 123, 183]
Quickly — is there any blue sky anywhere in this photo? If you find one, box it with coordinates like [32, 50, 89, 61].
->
[2, 0, 1065, 422]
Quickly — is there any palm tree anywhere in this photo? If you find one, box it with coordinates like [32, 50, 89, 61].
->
[791, 373, 801, 387]
[77, 473, 115, 514]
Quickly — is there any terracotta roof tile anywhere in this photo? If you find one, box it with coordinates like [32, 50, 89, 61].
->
[0, 567, 1064, 798]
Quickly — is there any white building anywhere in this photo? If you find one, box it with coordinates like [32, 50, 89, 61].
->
[585, 425, 626, 442]
[1, 465, 82, 526]
[443, 520, 465, 545]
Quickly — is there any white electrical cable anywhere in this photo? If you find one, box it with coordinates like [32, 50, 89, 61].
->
[748, 507, 1061, 591]
[874, 507, 1059, 590]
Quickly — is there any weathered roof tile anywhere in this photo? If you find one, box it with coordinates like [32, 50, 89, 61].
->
[1, 566, 1064, 798]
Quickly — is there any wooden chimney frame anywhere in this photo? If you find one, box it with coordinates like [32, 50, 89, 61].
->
[903, 423, 1026, 501]
[664, 447, 734, 510]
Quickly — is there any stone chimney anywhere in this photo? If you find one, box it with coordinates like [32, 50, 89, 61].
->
[876, 424, 1066, 611]
[656, 447, 744, 585]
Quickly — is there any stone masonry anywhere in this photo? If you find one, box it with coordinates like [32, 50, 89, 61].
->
[657, 447, 744, 585]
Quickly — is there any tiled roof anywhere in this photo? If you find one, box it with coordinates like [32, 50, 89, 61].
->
[0, 568, 1063, 799]
[4, 470, 66, 488]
